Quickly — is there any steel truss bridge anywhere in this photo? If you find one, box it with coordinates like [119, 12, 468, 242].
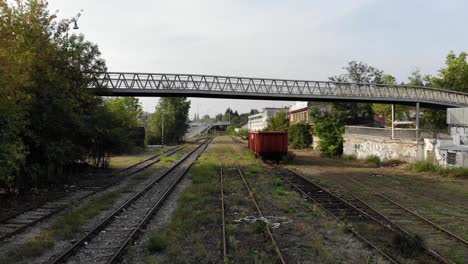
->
[88, 72, 468, 108]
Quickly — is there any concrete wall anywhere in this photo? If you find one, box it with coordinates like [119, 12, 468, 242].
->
[343, 134, 423, 162]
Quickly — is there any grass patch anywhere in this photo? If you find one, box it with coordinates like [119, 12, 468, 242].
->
[48, 190, 121, 239]
[143, 150, 219, 263]
[365, 155, 381, 167]
[6, 188, 124, 262]
[393, 234, 425, 258]
[413, 160, 439, 172]
[5, 232, 54, 262]
[147, 230, 167, 252]
[341, 154, 356, 161]
[413, 160, 468, 178]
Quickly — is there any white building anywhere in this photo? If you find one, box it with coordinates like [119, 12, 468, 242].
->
[248, 107, 288, 131]
[435, 108, 468, 167]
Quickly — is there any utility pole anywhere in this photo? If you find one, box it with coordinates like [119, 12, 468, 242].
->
[161, 112, 164, 149]
[391, 104, 395, 139]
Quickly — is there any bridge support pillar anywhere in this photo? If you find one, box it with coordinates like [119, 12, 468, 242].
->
[391, 104, 395, 139]
[415, 102, 420, 129]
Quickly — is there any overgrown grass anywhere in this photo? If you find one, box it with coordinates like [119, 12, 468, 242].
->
[341, 154, 357, 161]
[365, 155, 381, 167]
[144, 151, 219, 263]
[49, 190, 121, 239]
[393, 234, 425, 258]
[413, 160, 468, 178]
[5, 233, 54, 263]
[413, 160, 440, 172]
[6, 189, 123, 262]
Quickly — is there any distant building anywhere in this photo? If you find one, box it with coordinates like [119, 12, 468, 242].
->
[289, 102, 309, 124]
[288, 102, 332, 124]
[248, 107, 288, 131]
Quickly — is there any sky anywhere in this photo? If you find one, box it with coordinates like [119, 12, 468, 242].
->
[47, 0, 468, 117]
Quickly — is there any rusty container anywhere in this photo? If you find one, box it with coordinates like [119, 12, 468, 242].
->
[248, 131, 288, 161]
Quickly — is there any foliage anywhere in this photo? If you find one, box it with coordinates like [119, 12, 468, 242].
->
[372, 74, 412, 125]
[330, 61, 384, 125]
[105, 97, 143, 128]
[146, 97, 190, 145]
[0, 1, 136, 191]
[310, 107, 344, 157]
[265, 112, 289, 131]
[421, 52, 468, 129]
[365, 155, 381, 167]
[288, 123, 312, 149]
[413, 160, 440, 172]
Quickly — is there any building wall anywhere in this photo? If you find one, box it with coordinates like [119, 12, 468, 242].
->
[289, 109, 309, 124]
[248, 108, 287, 131]
[343, 134, 423, 162]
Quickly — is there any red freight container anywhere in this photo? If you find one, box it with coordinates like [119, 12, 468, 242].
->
[248, 131, 288, 162]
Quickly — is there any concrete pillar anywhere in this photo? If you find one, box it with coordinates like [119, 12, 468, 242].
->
[416, 102, 420, 140]
[391, 104, 395, 139]
[415, 102, 420, 129]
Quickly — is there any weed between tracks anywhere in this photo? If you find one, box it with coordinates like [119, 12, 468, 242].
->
[144, 136, 385, 263]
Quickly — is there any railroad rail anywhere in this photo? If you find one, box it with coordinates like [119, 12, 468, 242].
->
[49, 138, 211, 264]
[87, 72, 468, 108]
[278, 168, 448, 264]
[0, 145, 186, 242]
[219, 161, 228, 263]
[343, 176, 468, 263]
[234, 161, 287, 264]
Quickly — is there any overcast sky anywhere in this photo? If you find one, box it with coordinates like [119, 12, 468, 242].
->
[48, 0, 468, 117]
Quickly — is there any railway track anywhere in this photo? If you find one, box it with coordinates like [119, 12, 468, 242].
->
[49, 138, 211, 264]
[340, 176, 468, 264]
[278, 167, 449, 264]
[231, 161, 287, 264]
[219, 162, 228, 263]
[0, 144, 187, 242]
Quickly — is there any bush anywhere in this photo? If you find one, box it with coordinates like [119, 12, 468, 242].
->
[365, 155, 381, 167]
[413, 160, 440, 172]
[341, 154, 356, 161]
[288, 123, 312, 149]
[310, 108, 344, 157]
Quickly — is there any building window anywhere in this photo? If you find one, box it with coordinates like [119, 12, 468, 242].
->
[447, 152, 457, 165]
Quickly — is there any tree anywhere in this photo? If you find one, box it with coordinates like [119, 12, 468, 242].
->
[310, 107, 344, 157]
[146, 97, 191, 145]
[105, 97, 143, 128]
[265, 112, 289, 131]
[422, 52, 468, 129]
[288, 123, 312, 149]
[0, 1, 135, 191]
[330, 61, 383, 124]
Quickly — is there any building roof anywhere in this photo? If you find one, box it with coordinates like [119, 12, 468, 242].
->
[439, 144, 468, 152]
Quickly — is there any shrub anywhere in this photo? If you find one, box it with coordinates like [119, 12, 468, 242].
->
[412, 160, 440, 172]
[442, 167, 468, 178]
[310, 108, 344, 157]
[365, 155, 381, 167]
[341, 154, 356, 161]
[393, 234, 425, 258]
[147, 231, 167, 252]
[288, 123, 312, 149]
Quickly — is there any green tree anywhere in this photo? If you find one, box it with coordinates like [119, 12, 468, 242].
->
[147, 97, 191, 145]
[330, 61, 383, 124]
[310, 107, 344, 157]
[265, 112, 289, 131]
[105, 97, 143, 128]
[0, 1, 133, 191]
[422, 52, 468, 129]
[288, 123, 312, 149]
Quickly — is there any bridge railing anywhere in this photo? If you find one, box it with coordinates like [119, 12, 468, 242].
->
[87, 72, 468, 107]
